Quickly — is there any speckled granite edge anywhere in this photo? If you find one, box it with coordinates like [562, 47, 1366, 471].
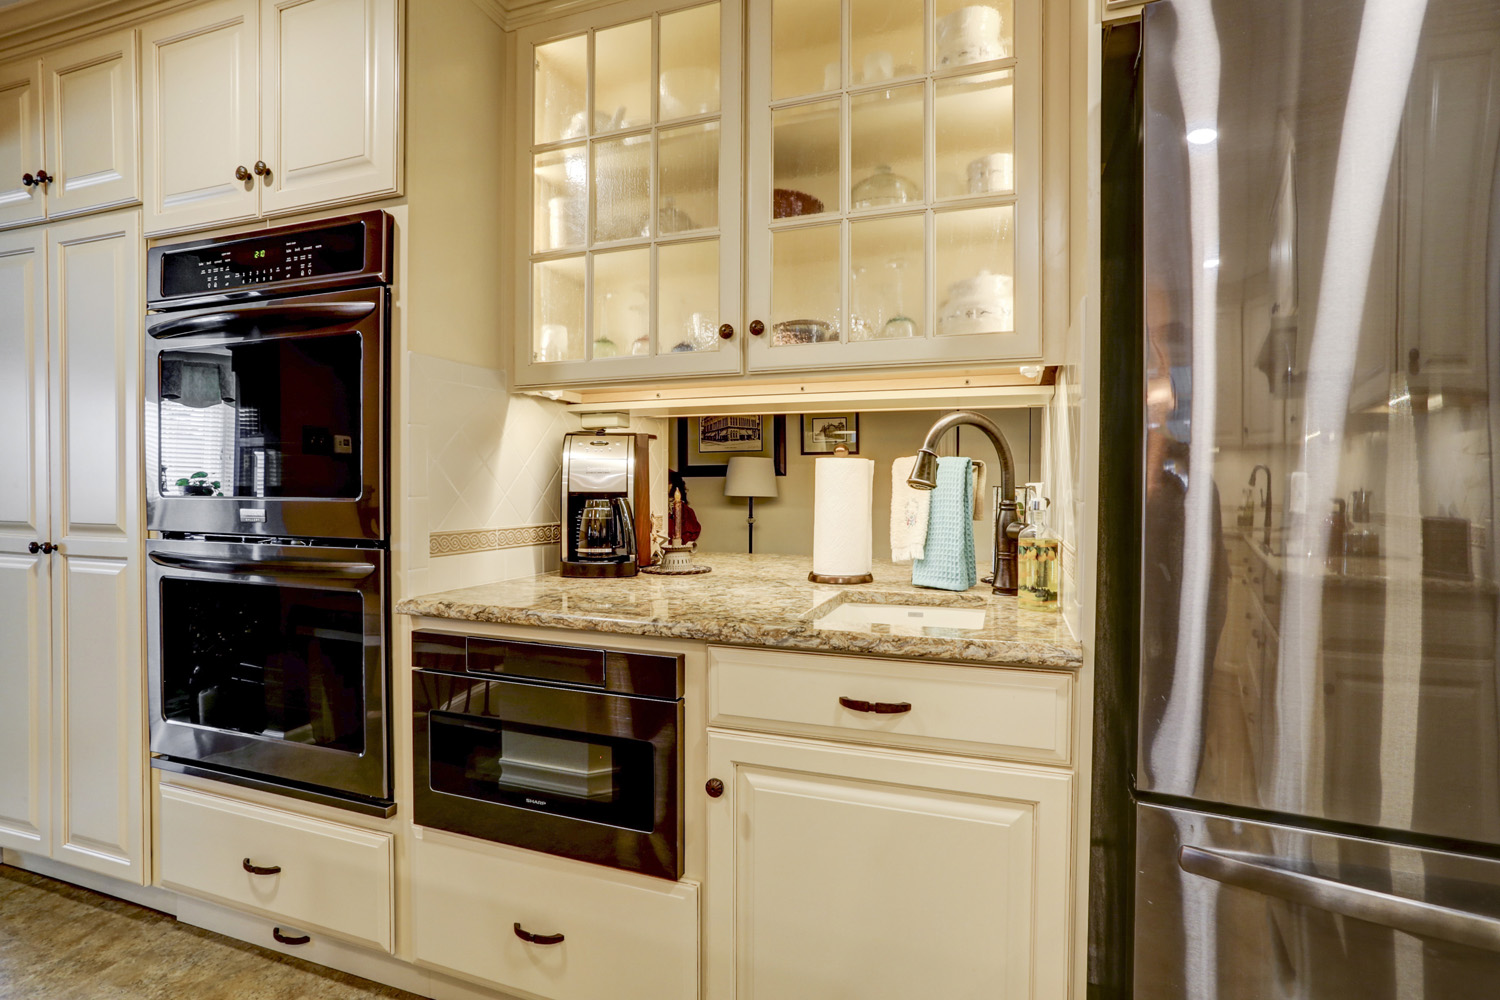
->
[395, 595, 1082, 669]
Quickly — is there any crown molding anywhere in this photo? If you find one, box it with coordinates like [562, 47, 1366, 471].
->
[469, 0, 622, 31]
[0, 0, 196, 58]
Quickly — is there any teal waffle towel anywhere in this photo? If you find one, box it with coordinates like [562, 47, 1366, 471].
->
[912, 457, 977, 591]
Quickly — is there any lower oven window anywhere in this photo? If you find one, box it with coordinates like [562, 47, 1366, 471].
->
[429, 712, 654, 832]
[159, 577, 366, 754]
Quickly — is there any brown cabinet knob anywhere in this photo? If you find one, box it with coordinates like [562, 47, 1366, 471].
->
[33, 169, 51, 186]
[253, 160, 270, 176]
[705, 778, 724, 798]
[235, 165, 251, 181]
[748, 320, 766, 337]
[718, 323, 734, 340]
[39, 542, 56, 555]
[21, 172, 35, 187]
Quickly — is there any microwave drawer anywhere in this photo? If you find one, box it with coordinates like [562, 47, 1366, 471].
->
[156, 783, 393, 952]
[411, 832, 698, 1000]
[708, 646, 1073, 764]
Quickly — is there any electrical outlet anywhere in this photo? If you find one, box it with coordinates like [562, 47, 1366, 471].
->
[333, 434, 353, 455]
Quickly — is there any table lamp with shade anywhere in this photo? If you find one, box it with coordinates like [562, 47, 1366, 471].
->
[723, 456, 778, 553]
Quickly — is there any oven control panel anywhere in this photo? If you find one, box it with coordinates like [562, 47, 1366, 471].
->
[160, 220, 366, 295]
[148, 211, 392, 307]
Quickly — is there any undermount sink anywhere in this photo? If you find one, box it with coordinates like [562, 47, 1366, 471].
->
[806, 590, 989, 632]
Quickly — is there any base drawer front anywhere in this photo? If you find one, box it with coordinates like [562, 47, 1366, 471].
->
[157, 783, 392, 951]
[709, 646, 1072, 764]
[411, 832, 698, 1000]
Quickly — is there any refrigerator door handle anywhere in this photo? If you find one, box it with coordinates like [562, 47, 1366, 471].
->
[1180, 845, 1500, 953]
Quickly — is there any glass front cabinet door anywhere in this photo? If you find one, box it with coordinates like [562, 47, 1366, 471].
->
[515, 0, 745, 386]
[745, 0, 1040, 373]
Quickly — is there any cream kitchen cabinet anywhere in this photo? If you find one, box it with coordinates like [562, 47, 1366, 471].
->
[0, 30, 140, 230]
[514, 0, 745, 385]
[703, 646, 1074, 1000]
[704, 730, 1072, 1000]
[0, 211, 147, 886]
[142, 0, 400, 236]
[515, 0, 1043, 388]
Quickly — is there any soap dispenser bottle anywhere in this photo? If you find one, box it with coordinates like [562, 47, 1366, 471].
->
[1018, 488, 1059, 613]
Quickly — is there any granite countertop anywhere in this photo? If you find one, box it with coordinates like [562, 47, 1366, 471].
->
[396, 552, 1083, 670]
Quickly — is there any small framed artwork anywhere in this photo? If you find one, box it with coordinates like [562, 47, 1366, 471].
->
[800, 413, 860, 455]
[675, 415, 787, 476]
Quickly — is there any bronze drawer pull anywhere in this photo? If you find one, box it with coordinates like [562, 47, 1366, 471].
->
[272, 928, 310, 945]
[514, 922, 565, 946]
[243, 858, 282, 876]
[839, 696, 912, 715]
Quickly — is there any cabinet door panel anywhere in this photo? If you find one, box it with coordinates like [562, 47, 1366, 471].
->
[705, 732, 1072, 1000]
[52, 555, 142, 880]
[0, 230, 49, 858]
[142, 0, 259, 235]
[259, 0, 399, 215]
[42, 30, 140, 219]
[0, 551, 49, 855]
[0, 58, 44, 228]
[47, 212, 143, 884]
[0, 230, 46, 543]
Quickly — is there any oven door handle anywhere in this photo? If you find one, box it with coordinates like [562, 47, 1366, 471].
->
[149, 551, 377, 580]
[148, 301, 375, 340]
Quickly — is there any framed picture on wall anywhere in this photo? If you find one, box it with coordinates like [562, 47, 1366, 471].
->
[675, 415, 787, 476]
[800, 414, 860, 455]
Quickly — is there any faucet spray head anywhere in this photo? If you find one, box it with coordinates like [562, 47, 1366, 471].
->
[907, 449, 940, 490]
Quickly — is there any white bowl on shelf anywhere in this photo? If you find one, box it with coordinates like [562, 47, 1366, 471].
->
[660, 68, 719, 119]
[938, 270, 1014, 335]
[937, 5, 1008, 67]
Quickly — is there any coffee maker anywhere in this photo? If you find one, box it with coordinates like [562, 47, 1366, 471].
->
[560, 432, 653, 577]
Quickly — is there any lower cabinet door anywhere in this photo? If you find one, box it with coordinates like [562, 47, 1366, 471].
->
[411, 831, 699, 1000]
[157, 783, 393, 952]
[705, 731, 1072, 1000]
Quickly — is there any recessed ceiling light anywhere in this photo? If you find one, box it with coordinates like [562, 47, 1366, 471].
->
[1187, 128, 1218, 145]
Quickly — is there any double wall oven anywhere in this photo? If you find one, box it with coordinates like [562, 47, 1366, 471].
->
[145, 212, 395, 815]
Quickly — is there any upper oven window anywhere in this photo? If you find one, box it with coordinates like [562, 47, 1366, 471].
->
[157, 333, 363, 500]
[158, 577, 368, 754]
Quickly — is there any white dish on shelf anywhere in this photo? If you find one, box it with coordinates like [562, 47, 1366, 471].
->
[660, 67, 719, 119]
[938, 270, 1014, 335]
[967, 153, 1014, 194]
[937, 5, 1009, 67]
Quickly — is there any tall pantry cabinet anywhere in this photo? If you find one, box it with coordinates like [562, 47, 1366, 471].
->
[0, 212, 146, 886]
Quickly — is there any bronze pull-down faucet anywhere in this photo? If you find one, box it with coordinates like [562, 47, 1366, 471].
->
[907, 410, 1020, 595]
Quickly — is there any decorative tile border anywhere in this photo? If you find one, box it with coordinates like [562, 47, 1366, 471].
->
[430, 523, 561, 557]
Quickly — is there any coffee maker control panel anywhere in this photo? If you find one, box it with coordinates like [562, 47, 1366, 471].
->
[565, 436, 632, 493]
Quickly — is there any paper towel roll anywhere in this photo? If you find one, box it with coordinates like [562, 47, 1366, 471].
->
[811, 457, 875, 582]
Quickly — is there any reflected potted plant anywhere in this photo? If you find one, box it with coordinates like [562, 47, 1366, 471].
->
[176, 471, 222, 497]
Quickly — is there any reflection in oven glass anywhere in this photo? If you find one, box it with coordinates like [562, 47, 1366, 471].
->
[159, 578, 366, 753]
[157, 333, 363, 500]
[428, 710, 654, 832]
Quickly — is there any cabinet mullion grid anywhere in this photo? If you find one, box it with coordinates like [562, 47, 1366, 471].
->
[584, 26, 597, 363]
[649, 12, 662, 358]
[925, 0, 937, 344]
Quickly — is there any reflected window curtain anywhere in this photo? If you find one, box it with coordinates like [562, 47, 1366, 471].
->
[159, 400, 236, 493]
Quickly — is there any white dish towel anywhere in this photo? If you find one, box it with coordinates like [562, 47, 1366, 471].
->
[890, 457, 931, 562]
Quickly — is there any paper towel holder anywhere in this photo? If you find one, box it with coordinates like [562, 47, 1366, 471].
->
[809, 446, 874, 584]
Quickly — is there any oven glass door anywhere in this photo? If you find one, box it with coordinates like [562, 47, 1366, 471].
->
[414, 669, 682, 880]
[429, 712, 653, 831]
[147, 539, 389, 802]
[145, 286, 385, 541]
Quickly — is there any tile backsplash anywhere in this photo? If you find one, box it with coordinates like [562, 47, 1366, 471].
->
[402, 352, 666, 596]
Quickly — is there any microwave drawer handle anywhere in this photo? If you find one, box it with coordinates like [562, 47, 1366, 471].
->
[149, 301, 375, 339]
[839, 696, 912, 715]
[149, 552, 376, 579]
[1180, 845, 1500, 953]
[513, 922, 565, 946]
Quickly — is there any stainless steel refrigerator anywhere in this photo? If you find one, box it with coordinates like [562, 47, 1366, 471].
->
[1134, 0, 1500, 994]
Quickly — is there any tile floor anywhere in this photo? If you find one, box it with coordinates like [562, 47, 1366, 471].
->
[0, 864, 426, 1000]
